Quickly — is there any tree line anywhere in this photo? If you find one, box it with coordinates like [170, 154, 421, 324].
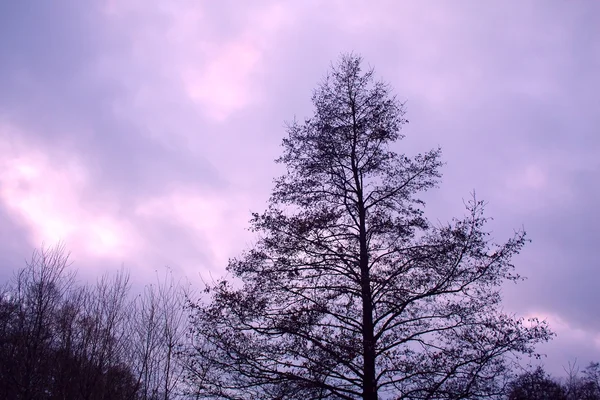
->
[508, 363, 600, 399]
[1, 245, 592, 400]
[0, 244, 189, 400]
[0, 54, 583, 399]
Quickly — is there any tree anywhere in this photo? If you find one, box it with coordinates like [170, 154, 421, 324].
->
[129, 268, 189, 400]
[562, 361, 600, 400]
[579, 362, 600, 399]
[0, 244, 142, 400]
[0, 244, 76, 400]
[508, 367, 567, 400]
[185, 54, 552, 399]
[74, 268, 133, 400]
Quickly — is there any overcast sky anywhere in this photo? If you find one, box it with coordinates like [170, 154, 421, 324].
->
[1, 0, 598, 376]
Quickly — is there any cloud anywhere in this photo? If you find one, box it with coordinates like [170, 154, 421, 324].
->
[101, 1, 295, 121]
[526, 311, 600, 375]
[0, 122, 254, 283]
[134, 187, 254, 278]
[0, 123, 141, 263]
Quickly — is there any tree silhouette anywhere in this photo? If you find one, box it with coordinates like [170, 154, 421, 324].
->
[185, 54, 552, 399]
[563, 361, 600, 400]
[508, 367, 567, 400]
[0, 245, 141, 400]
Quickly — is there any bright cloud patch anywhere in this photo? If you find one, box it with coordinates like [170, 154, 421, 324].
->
[0, 123, 140, 260]
[103, 2, 293, 122]
[181, 4, 293, 120]
[183, 41, 262, 121]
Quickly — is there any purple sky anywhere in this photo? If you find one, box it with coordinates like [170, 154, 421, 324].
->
[1, 0, 598, 375]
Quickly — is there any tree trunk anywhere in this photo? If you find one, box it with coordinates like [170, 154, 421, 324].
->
[350, 87, 378, 400]
[360, 203, 377, 400]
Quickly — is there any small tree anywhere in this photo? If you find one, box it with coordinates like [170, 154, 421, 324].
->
[508, 367, 567, 400]
[563, 361, 600, 400]
[186, 54, 552, 399]
[580, 362, 600, 399]
[129, 268, 189, 400]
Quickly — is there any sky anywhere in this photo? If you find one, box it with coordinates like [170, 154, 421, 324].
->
[0, 0, 599, 376]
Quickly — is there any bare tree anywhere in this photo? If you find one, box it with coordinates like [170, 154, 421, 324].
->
[0, 244, 141, 400]
[184, 54, 552, 399]
[76, 267, 132, 400]
[3, 244, 75, 400]
[131, 278, 161, 398]
[130, 268, 189, 400]
[157, 269, 189, 399]
[562, 361, 600, 400]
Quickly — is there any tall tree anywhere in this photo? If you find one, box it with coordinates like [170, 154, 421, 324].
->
[185, 54, 552, 399]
